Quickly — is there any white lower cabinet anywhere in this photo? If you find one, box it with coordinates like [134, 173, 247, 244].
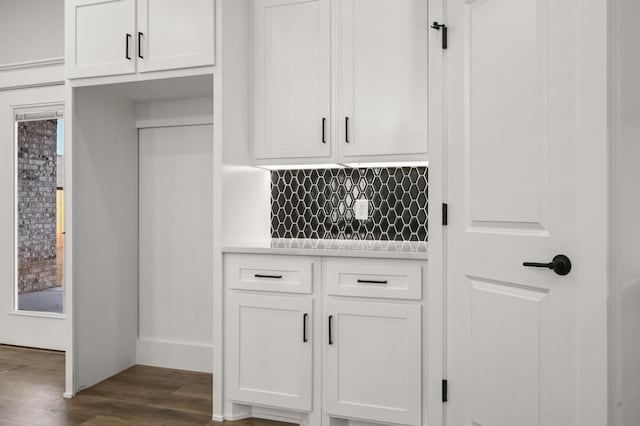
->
[224, 254, 426, 425]
[228, 292, 313, 411]
[324, 300, 422, 426]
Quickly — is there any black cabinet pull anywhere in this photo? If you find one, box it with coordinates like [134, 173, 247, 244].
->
[125, 33, 132, 60]
[345, 117, 350, 143]
[357, 279, 388, 284]
[254, 274, 283, 279]
[322, 117, 327, 143]
[303, 313, 308, 342]
[523, 254, 572, 276]
[138, 32, 144, 59]
[328, 315, 334, 345]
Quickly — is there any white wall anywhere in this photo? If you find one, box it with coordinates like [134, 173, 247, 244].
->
[220, 0, 270, 247]
[0, 0, 64, 65]
[137, 124, 213, 373]
[72, 86, 138, 392]
[610, 0, 640, 425]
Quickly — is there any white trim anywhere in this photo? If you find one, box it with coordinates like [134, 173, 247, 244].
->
[427, 1, 446, 426]
[212, 0, 224, 416]
[574, 2, 609, 426]
[222, 412, 252, 421]
[135, 97, 213, 129]
[11, 102, 66, 319]
[64, 83, 75, 398]
[0, 60, 64, 91]
[9, 310, 66, 320]
[67, 66, 216, 88]
[252, 406, 306, 425]
[136, 337, 213, 373]
[15, 109, 65, 122]
[0, 57, 65, 72]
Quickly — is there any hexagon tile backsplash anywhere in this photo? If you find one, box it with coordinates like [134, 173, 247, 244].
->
[271, 167, 428, 241]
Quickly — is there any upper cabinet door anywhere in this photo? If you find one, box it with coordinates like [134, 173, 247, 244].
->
[66, 0, 137, 78]
[137, 0, 215, 73]
[337, 0, 429, 160]
[253, 0, 331, 161]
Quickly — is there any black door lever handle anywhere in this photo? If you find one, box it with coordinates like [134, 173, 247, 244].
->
[523, 254, 572, 276]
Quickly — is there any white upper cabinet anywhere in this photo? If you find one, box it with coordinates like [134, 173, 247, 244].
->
[252, 0, 428, 164]
[253, 0, 331, 161]
[66, 0, 137, 78]
[66, 0, 215, 79]
[337, 0, 429, 160]
[137, 0, 215, 73]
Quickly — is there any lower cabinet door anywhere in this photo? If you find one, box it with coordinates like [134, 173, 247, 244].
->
[325, 300, 422, 425]
[229, 293, 313, 411]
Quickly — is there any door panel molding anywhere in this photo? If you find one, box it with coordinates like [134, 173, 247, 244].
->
[463, 0, 549, 234]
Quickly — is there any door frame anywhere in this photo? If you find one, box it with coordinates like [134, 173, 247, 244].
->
[427, 0, 446, 425]
[11, 101, 66, 320]
[0, 85, 67, 352]
[572, 1, 609, 423]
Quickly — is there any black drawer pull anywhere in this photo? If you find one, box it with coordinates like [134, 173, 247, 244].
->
[303, 313, 308, 342]
[125, 33, 132, 60]
[345, 116, 350, 143]
[138, 32, 144, 58]
[328, 315, 334, 345]
[254, 274, 283, 279]
[322, 117, 327, 143]
[357, 279, 388, 284]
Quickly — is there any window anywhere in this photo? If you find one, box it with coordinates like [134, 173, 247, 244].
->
[14, 111, 64, 314]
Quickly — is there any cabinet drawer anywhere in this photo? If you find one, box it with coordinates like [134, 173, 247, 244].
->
[225, 254, 314, 294]
[324, 259, 423, 300]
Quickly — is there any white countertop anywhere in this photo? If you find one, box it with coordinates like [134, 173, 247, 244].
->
[222, 238, 427, 260]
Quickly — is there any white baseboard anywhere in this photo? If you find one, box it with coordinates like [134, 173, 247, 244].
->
[253, 406, 305, 425]
[223, 412, 252, 421]
[136, 337, 212, 373]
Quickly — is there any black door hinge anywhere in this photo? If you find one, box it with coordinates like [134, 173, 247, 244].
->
[442, 379, 448, 402]
[431, 22, 448, 49]
[442, 203, 448, 226]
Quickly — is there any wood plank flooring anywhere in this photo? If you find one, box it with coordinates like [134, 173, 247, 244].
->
[0, 345, 290, 426]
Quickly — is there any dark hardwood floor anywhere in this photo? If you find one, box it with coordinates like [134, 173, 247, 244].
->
[0, 345, 290, 426]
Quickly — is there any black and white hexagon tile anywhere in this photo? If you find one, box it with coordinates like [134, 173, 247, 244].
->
[270, 167, 428, 241]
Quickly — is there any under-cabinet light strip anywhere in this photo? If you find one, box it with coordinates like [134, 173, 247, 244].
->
[257, 160, 428, 170]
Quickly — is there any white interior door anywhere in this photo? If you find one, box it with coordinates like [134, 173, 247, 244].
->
[337, 0, 429, 161]
[66, 0, 137, 78]
[253, 0, 331, 161]
[137, 0, 215, 72]
[138, 125, 213, 373]
[445, 1, 606, 425]
[0, 86, 66, 351]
